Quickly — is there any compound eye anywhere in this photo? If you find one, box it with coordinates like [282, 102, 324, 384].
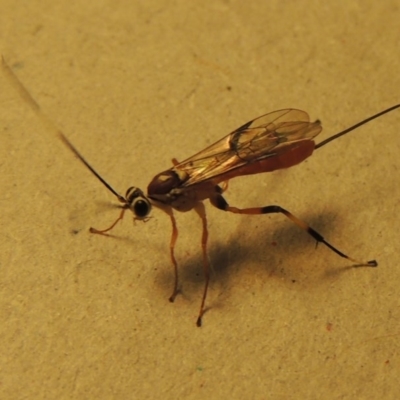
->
[132, 196, 151, 219]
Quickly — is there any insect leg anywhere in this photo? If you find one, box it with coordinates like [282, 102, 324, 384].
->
[210, 194, 377, 267]
[161, 207, 180, 302]
[90, 208, 127, 235]
[220, 180, 230, 192]
[193, 202, 210, 327]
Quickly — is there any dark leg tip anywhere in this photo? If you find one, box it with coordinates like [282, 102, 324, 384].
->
[368, 259, 378, 267]
[169, 287, 180, 303]
[196, 317, 202, 327]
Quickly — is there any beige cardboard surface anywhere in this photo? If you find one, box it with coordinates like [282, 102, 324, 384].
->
[1, 1, 399, 399]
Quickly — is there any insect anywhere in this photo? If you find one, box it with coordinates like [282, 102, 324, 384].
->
[2, 57, 399, 326]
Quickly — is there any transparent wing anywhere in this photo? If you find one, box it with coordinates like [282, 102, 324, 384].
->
[175, 109, 322, 187]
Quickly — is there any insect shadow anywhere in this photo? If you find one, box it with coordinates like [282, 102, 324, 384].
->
[153, 203, 358, 303]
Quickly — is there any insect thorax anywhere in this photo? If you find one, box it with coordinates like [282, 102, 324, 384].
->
[147, 169, 187, 195]
[147, 169, 215, 212]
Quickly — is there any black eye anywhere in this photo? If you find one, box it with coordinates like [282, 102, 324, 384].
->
[133, 198, 150, 218]
[125, 187, 151, 219]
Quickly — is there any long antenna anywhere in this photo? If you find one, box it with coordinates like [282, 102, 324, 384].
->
[58, 133, 126, 203]
[2, 56, 126, 203]
[315, 104, 400, 150]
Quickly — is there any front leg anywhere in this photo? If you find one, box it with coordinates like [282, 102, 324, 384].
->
[193, 202, 211, 327]
[160, 206, 180, 302]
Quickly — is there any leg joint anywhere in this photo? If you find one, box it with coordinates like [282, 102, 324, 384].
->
[211, 194, 229, 211]
[260, 205, 283, 214]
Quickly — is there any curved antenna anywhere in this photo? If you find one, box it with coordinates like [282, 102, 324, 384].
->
[315, 104, 400, 150]
[2, 56, 126, 204]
